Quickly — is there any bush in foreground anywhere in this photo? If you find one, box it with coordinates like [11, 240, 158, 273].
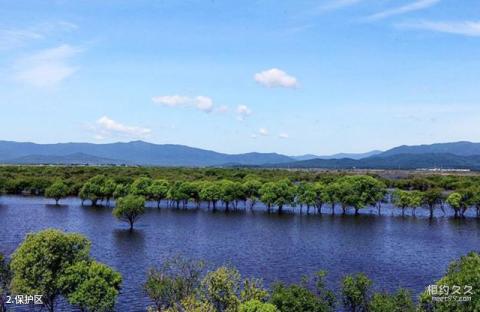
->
[9, 229, 121, 312]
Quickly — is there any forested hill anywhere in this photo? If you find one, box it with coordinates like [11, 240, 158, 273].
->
[379, 141, 480, 157]
[267, 153, 480, 170]
[0, 140, 293, 166]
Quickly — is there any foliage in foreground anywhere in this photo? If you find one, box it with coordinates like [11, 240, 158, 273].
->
[8, 229, 121, 312]
[419, 252, 480, 312]
[143, 251, 480, 312]
[0, 253, 11, 312]
[1, 228, 478, 312]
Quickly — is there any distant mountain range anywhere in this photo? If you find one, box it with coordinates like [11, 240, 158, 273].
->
[269, 141, 480, 170]
[272, 153, 480, 170]
[292, 150, 382, 161]
[2, 140, 480, 170]
[0, 140, 292, 167]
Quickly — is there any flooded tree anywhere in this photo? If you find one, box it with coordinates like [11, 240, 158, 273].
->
[112, 195, 146, 230]
[44, 180, 69, 205]
[422, 188, 444, 219]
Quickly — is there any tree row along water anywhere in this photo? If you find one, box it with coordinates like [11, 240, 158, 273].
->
[2, 166, 480, 224]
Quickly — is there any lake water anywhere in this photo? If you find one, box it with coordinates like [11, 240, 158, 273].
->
[1, 196, 479, 311]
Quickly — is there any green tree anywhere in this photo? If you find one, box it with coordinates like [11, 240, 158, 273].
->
[199, 182, 222, 211]
[422, 188, 444, 219]
[341, 273, 372, 312]
[201, 266, 241, 312]
[259, 179, 295, 214]
[241, 278, 269, 303]
[243, 179, 262, 210]
[189, 181, 203, 209]
[113, 184, 130, 199]
[10, 229, 91, 311]
[145, 256, 205, 311]
[240, 300, 279, 312]
[113, 195, 146, 230]
[392, 190, 411, 216]
[219, 180, 238, 211]
[0, 253, 11, 312]
[148, 179, 170, 208]
[313, 182, 327, 214]
[45, 180, 69, 205]
[419, 252, 480, 312]
[324, 183, 339, 215]
[446, 192, 463, 218]
[270, 283, 333, 312]
[167, 181, 191, 209]
[59, 260, 122, 312]
[330, 178, 355, 215]
[297, 183, 317, 214]
[369, 289, 414, 312]
[101, 178, 117, 206]
[79, 175, 107, 206]
[259, 182, 277, 213]
[409, 191, 423, 216]
[130, 177, 153, 197]
[313, 271, 336, 309]
[173, 295, 216, 312]
[468, 187, 480, 218]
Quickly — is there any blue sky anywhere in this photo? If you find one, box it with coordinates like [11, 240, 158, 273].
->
[1, 0, 479, 155]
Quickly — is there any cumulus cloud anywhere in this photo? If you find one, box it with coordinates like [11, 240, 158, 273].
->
[92, 116, 151, 140]
[13, 44, 80, 87]
[254, 68, 298, 88]
[236, 105, 252, 120]
[366, 0, 440, 21]
[278, 132, 289, 139]
[194, 96, 214, 112]
[152, 95, 214, 113]
[397, 20, 480, 37]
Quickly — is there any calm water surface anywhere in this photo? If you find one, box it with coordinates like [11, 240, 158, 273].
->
[1, 196, 479, 311]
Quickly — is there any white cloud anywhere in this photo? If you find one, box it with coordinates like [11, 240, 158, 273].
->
[254, 68, 298, 88]
[13, 44, 80, 87]
[152, 95, 214, 113]
[194, 96, 214, 112]
[397, 20, 480, 37]
[366, 0, 440, 21]
[236, 105, 252, 120]
[278, 133, 289, 139]
[93, 116, 151, 139]
[151, 95, 190, 107]
[259, 128, 269, 136]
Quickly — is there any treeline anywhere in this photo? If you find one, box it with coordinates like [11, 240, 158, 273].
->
[1, 229, 479, 312]
[3, 166, 480, 224]
[42, 173, 480, 229]
[2, 165, 480, 196]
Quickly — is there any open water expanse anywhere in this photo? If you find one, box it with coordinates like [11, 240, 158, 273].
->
[1, 196, 479, 311]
